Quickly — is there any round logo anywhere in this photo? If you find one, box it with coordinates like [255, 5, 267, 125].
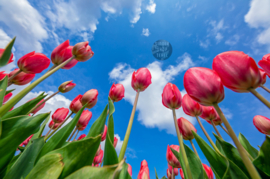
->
[152, 40, 172, 60]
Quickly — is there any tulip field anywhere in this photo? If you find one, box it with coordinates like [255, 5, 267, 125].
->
[0, 36, 270, 179]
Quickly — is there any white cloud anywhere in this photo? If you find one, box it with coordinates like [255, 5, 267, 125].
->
[198, 55, 208, 63]
[109, 53, 195, 135]
[225, 34, 240, 46]
[199, 40, 210, 48]
[146, 0, 156, 14]
[220, 107, 233, 120]
[142, 28, 150, 37]
[209, 19, 225, 43]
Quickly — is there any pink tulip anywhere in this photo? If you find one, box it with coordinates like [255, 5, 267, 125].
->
[162, 83, 182, 109]
[78, 134, 86, 140]
[81, 89, 98, 109]
[93, 149, 103, 165]
[17, 51, 50, 74]
[51, 40, 78, 69]
[131, 68, 152, 92]
[166, 145, 181, 168]
[167, 169, 172, 179]
[3, 92, 12, 103]
[200, 106, 217, 121]
[168, 164, 179, 176]
[19, 134, 33, 147]
[69, 94, 83, 113]
[182, 94, 202, 116]
[259, 68, 267, 85]
[76, 110, 92, 131]
[137, 160, 150, 179]
[101, 125, 107, 141]
[259, 54, 270, 77]
[203, 164, 214, 179]
[52, 107, 69, 123]
[109, 83, 125, 102]
[58, 81, 76, 93]
[72, 41, 94, 62]
[95, 145, 101, 157]
[177, 117, 197, 140]
[0, 71, 8, 80]
[48, 120, 60, 130]
[253, 115, 270, 135]
[9, 68, 35, 85]
[184, 67, 224, 106]
[113, 137, 118, 148]
[180, 169, 184, 179]
[30, 99, 45, 114]
[127, 164, 132, 176]
[0, 49, 13, 64]
[213, 51, 261, 92]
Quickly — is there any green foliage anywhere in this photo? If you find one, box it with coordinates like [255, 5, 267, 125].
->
[116, 162, 132, 179]
[0, 37, 15, 67]
[239, 133, 259, 159]
[0, 76, 8, 107]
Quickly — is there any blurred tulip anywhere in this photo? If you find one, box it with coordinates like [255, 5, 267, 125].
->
[180, 169, 184, 179]
[137, 160, 150, 179]
[93, 149, 103, 165]
[182, 94, 202, 116]
[48, 120, 60, 130]
[18, 51, 50, 74]
[76, 110, 92, 131]
[109, 83, 125, 102]
[70, 94, 83, 113]
[52, 107, 69, 123]
[177, 117, 197, 140]
[3, 92, 12, 103]
[81, 89, 98, 109]
[131, 68, 152, 92]
[20, 134, 33, 147]
[259, 53, 270, 76]
[203, 164, 214, 179]
[30, 99, 45, 114]
[0, 71, 8, 80]
[206, 115, 222, 125]
[72, 41, 94, 62]
[96, 145, 101, 157]
[162, 83, 182, 109]
[167, 169, 172, 179]
[168, 164, 178, 176]
[127, 164, 132, 177]
[166, 145, 181, 168]
[0, 48, 14, 64]
[253, 115, 270, 135]
[113, 137, 118, 148]
[101, 125, 107, 141]
[9, 68, 35, 85]
[58, 80, 76, 93]
[78, 134, 86, 140]
[200, 106, 217, 121]
[259, 68, 267, 85]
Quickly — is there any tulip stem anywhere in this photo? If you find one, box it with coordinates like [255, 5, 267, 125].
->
[260, 85, 270, 93]
[172, 109, 193, 179]
[7, 69, 22, 86]
[68, 128, 77, 141]
[220, 124, 228, 134]
[249, 88, 270, 109]
[47, 64, 57, 72]
[118, 91, 140, 161]
[190, 139, 199, 158]
[172, 166, 175, 179]
[211, 120, 222, 138]
[73, 129, 79, 141]
[213, 103, 261, 179]
[45, 123, 54, 137]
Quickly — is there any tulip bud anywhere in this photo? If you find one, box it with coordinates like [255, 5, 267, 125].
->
[101, 125, 107, 141]
[95, 145, 101, 157]
[52, 107, 69, 123]
[167, 169, 172, 179]
[17, 51, 50, 74]
[109, 83, 125, 102]
[72, 41, 94, 62]
[70, 94, 83, 113]
[81, 89, 98, 109]
[20, 134, 33, 147]
[48, 120, 60, 130]
[177, 117, 197, 140]
[199, 106, 217, 121]
[58, 80, 76, 93]
[93, 149, 103, 165]
[3, 92, 12, 103]
[259, 54, 270, 77]
[259, 68, 267, 85]
[9, 68, 35, 85]
[162, 83, 182, 109]
[213, 51, 261, 92]
[0, 71, 8, 80]
[182, 94, 202, 116]
[131, 68, 152, 92]
[202, 164, 214, 179]
[30, 99, 45, 114]
[168, 164, 178, 176]
[137, 160, 150, 179]
[78, 134, 86, 140]
[127, 164, 132, 176]
[184, 67, 224, 106]
[166, 145, 181, 168]
[76, 110, 92, 131]
[113, 137, 118, 148]
[180, 169, 184, 179]
[51, 40, 78, 69]
[0, 48, 14, 64]
[253, 115, 270, 135]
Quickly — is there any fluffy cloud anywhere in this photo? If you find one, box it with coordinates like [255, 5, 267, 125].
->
[199, 40, 210, 49]
[209, 19, 225, 43]
[109, 53, 195, 135]
[225, 34, 240, 46]
[146, 0, 156, 13]
[142, 28, 150, 37]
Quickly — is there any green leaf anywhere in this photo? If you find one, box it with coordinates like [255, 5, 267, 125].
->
[0, 76, 8, 107]
[155, 168, 159, 179]
[5, 89, 15, 96]
[239, 133, 258, 159]
[30, 115, 50, 142]
[4, 137, 45, 179]
[170, 147, 188, 178]
[25, 153, 64, 179]
[116, 162, 132, 179]
[0, 37, 15, 67]
[47, 135, 101, 178]
[5, 154, 21, 174]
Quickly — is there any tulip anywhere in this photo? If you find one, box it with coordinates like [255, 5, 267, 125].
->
[51, 40, 78, 69]
[259, 53, 270, 77]
[168, 164, 178, 176]
[113, 137, 118, 148]
[180, 169, 184, 179]
[48, 120, 60, 130]
[72, 41, 94, 62]
[92, 163, 99, 167]
[30, 99, 45, 114]
[131, 68, 152, 92]
[137, 160, 150, 179]
[58, 80, 76, 93]
[93, 149, 103, 165]
[109, 83, 125, 102]
[19, 134, 33, 147]
[203, 164, 214, 179]
[182, 94, 202, 116]
[177, 117, 197, 140]
[253, 115, 270, 135]
[9, 68, 35, 85]
[17, 51, 50, 74]
[81, 89, 98, 109]
[76, 110, 92, 130]
[127, 164, 132, 177]
[70, 94, 83, 113]
[52, 107, 69, 123]
[0, 48, 14, 64]
[78, 134, 86, 140]
[96, 145, 101, 157]
[3, 93, 12, 104]
[259, 68, 267, 85]
[162, 83, 182, 109]
[167, 169, 172, 179]
[0, 71, 8, 80]
[166, 145, 181, 168]
[101, 125, 107, 141]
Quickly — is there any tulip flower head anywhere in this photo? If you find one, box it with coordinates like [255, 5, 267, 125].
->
[127, 164, 132, 177]
[180, 169, 184, 179]
[253, 115, 270, 135]
[177, 117, 197, 140]
[58, 80, 76, 93]
[76, 110, 92, 131]
[203, 164, 214, 179]
[259, 68, 267, 85]
[81, 89, 98, 109]
[166, 145, 181, 168]
[259, 54, 270, 77]
[93, 149, 103, 165]
[48, 120, 60, 130]
[30, 99, 45, 114]
[109, 83, 125, 102]
[101, 125, 107, 141]
[167, 169, 172, 179]
[20, 134, 33, 147]
[96, 145, 101, 157]
[137, 160, 150, 179]
[206, 115, 222, 125]
[3, 93, 12, 104]
[78, 134, 86, 140]
[113, 137, 118, 148]
[162, 83, 182, 109]
[200, 106, 218, 121]
[52, 107, 69, 123]
[0, 49, 14, 64]
[0, 71, 8, 80]
[131, 68, 152, 92]
[182, 94, 202, 116]
[72, 41, 94, 62]
[70, 94, 83, 113]
[168, 164, 178, 176]
[9, 68, 35, 85]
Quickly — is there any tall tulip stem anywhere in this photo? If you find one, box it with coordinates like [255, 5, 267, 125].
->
[172, 167, 175, 179]
[73, 129, 79, 141]
[172, 109, 193, 179]
[213, 103, 261, 179]
[260, 85, 270, 93]
[211, 120, 222, 138]
[68, 127, 77, 141]
[220, 124, 228, 134]
[190, 139, 199, 158]
[249, 88, 270, 109]
[118, 91, 140, 161]
[7, 69, 22, 86]
[45, 124, 54, 137]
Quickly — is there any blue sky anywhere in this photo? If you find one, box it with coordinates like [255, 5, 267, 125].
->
[1, 0, 270, 178]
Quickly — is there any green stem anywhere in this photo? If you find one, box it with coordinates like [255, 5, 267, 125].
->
[45, 123, 54, 137]
[220, 124, 228, 134]
[68, 127, 77, 141]
[213, 103, 261, 179]
[73, 129, 79, 141]
[260, 85, 270, 93]
[249, 88, 270, 109]
[118, 91, 140, 161]
[0, 56, 75, 117]
[172, 166, 175, 179]
[172, 109, 193, 179]
[211, 120, 222, 138]
[7, 69, 22, 86]
[190, 139, 199, 159]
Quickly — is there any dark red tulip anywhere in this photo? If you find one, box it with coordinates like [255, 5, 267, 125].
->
[30, 99, 45, 114]
[162, 83, 182, 109]
[72, 41, 94, 62]
[101, 125, 107, 141]
[48, 120, 60, 130]
[0, 48, 13, 64]
[166, 145, 181, 168]
[58, 80, 76, 93]
[131, 68, 152, 92]
[182, 94, 202, 116]
[76, 110, 92, 131]
[109, 83, 125, 102]
[52, 107, 69, 123]
[9, 68, 35, 85]
[253, 115, 270, 135]
[177, 117, 197, 140]
[137, 160, 150, 179]
[3, 92, 12, 103]
[70, 94, 83, 113]
[81, 89, 98, 109]
[78, 134, 86, 140]
[259, 54, 270, 77]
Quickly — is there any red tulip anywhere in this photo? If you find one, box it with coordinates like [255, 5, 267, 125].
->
[131, 68, 152, 92]
[17, 51, 50, 74]
[166, 145, 181, 168]
[168, 164, 179, 176]
[78, 134, 86, 140]
[259, 54, 270, 77]
[177, 117, 197, 140]
[213, 51, 261, 92]
[51, 40, 78, 69]
[95, 145, 101, 157]
[253, 115, 270, 135]
[162, 83, 182, 109]
[109, 83, 125, 102]
[20, 134, 33, 147]
[184, 67, 224, 106]
[9, 68, 35, 85]
[91, 163, 99, 167]
[52, 107, 69, 123]
[70, 94, 83, 113]
[199, 106, 217, 121]
[127, 164, 132, 176]
[259, 68, 267, 85]
[137, 160, 150, 179]
[48, 120, 60, 130]
[202, 164, 214, 179]
[58, 80, 76, 93]
[182, 94, 202, 116]
[93, 149, 103, 165]
[0, 71, 8, 80]
[180, 169, 184, 179]
[30, 99, 45, 114]
[0, 48, 13, 64]
[101, 125, 107, 141]
[3, 92, 12, 103]
[167, 169, 172, 179]
[81, 89, 98, 109]
[113, 137, 118, 148]
[76, 110, 92, 131]
[72, 41, 94, 62]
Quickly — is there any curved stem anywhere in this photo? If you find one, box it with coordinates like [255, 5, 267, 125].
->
[73, 129, 79, 141]
[118, 91, 140, 161]
[68, 128, 77, 141]
[249, 88, 270, 109]
[260, 85, 270, 93]
[190, 139, 199, 158]
[220, 124, 229, 134]
[172, 109, 193, 179]
[7, 69, 22, 86]
[172, 166, 175, 179]
[213, 103, 261, 179]
[211, 120, 222, 138]
[45, 123, 54, 137]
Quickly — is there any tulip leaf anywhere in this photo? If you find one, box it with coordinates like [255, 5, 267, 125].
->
[30, 114, 50, 142]
[37, 106, 85, 160]
[0, 37, 15, 67]
[155, 168, 159, 179]
[116, 162, 132, 179]
[25, 153, 64, 179]
[5, 89, 15, 96]
[239, 133, 258, 159]
[47, 135, 101, 178]
[5, 154, 21, 174]
[170, 147, 188, 178]
[0, 76, 8, 107]
[4, 137, 45, 179]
